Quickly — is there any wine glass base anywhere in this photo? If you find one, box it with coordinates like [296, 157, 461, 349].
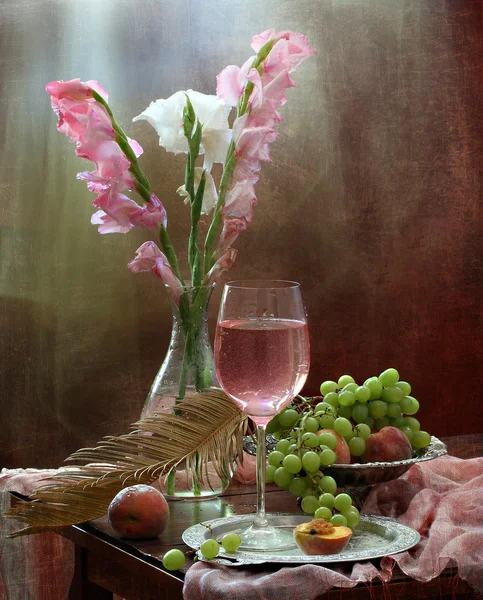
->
[237, 521, 297, 552]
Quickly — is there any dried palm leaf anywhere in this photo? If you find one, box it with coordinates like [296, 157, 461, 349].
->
[7, 389, 248, 537]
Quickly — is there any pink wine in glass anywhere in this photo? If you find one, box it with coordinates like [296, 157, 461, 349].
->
[214, 318, 310, 424]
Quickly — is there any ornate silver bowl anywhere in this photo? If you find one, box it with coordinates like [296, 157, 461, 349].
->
[324, 435, 447, 487]
[244, 434, 447, 508]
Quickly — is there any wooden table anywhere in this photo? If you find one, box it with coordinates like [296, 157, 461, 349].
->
[61, 434, 482, 600]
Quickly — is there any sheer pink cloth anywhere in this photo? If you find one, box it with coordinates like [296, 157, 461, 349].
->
[183, 455, 483, 600]
[0, 468, 75, 600]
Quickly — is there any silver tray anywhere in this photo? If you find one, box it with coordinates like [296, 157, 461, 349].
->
[182, 513, 420, 566]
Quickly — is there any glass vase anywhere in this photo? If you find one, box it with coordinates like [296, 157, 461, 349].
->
[141, 284, 234, 499]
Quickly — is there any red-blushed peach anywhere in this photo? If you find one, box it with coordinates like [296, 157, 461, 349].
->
[362, 426, 413, 463]
[294, 519, 352, 555]
[316, 429, 351, 464]
[108, 484, 170, 539]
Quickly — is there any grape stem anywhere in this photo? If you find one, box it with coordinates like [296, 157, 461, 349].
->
[200, 522, 215, 539]
[296, 410, 314, 456]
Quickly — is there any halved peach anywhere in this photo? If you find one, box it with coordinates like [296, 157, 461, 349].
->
[294, 518, 352, 555]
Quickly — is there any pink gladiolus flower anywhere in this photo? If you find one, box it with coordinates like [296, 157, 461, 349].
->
[91, 190, 166, 234]
[219, 217, 248, 251]
[214, 30, 316, 259]
[251, 30, 317, 71]
[216, 57, 255, 107]
[223, 180, 257, 222]
[206, 248, 238, 286]
[90, 210, 132, 234]
[46, 78, 108, 102]
[128, 242, 183, 304]
[130, 194, 167, 229]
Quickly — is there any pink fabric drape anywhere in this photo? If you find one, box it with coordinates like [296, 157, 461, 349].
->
[184, 455, 483, 600]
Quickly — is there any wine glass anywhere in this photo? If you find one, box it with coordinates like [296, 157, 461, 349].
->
[214, 280, 310, 551]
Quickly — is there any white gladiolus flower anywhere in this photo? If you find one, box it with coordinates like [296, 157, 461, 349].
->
[133, 90, 231, 172]
[176, 168, 218, 215]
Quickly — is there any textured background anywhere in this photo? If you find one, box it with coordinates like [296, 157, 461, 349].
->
[1, 0, 482, 468]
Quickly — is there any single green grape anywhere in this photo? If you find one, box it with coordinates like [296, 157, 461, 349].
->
[338, 375, 355, 388]
[287, 443, 298, 455]
[334, 417, 352, 437]
[318, 414, 336, 429]
[302, 451, 320, 473]
[302, 432, 317, 443]
[318, 492, 335, 508]
[352, 403, 369, 423]
[315, 401, 330, 414]
[369, 400, 388, 419]
[374, 417, 390, 430]
[265, 464, 277, 483]
[266, 415, 281, 434]
[396, 381, 411, 396]
[364, 416, 375, 428]
[222, 533, 242, 553]
[304, 417, 319, 433]
[355, 385, 371, 403]
[200, 539, 220, 560]
[389, 416, 406, 428]
[334, 493, 352, 512]
[342, 382, 358, 393]
[162, 549, 186, 571]
[301, 495, 320, 514]
[330, 514, 348, 526]
[400, 426, 414, 442]
[278, 409, 299, 428]
[378, 368, 399, 387]
[400, 396, 419, 415]
[315, 402, 336, 415]
[349, 436, 366, 457]
[302, 487, 317, 498]
[342, 508, 360, 528]
[305, 434, 321, 448]
[282, 454, 303, 474]
[320, 475, 337, 495]
[289, 477, 308, 497]
[381, 386, 404, 404]
[412, 430, 431, 448]
[338, 390, 356, 407]
[314, 506, 333, 521]
[275, 439, 291, 455]
[354, 423, 371, 440]
[317, 432, 337, 450]
[344, 430, 356, 443]
[320, 449, 337, 466]
[323, 392, 340, 408]
[268, 451, 285, 467]
[273, 467, 293, 489]
[364, 377, 383, 399]
[337, 405, 353, 419]
[320, 380, 338, 395]
[404, 417, 421, 431]
[387, 403, 402, 418]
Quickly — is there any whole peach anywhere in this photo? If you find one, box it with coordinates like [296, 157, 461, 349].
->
[108, 484, 170, 539]
[362, 426, 413, 463]
[316, 429, 351, 464]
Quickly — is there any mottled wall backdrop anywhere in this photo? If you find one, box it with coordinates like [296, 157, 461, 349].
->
[1, 0, 482, 467]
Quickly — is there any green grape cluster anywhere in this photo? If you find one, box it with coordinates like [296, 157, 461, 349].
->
[268, 368, 431, 468]
[265, 408, 360, 527]
[320, 369, 431, 453]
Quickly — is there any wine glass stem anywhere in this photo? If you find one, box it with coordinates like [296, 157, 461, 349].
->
[254, 422, 268, 529]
